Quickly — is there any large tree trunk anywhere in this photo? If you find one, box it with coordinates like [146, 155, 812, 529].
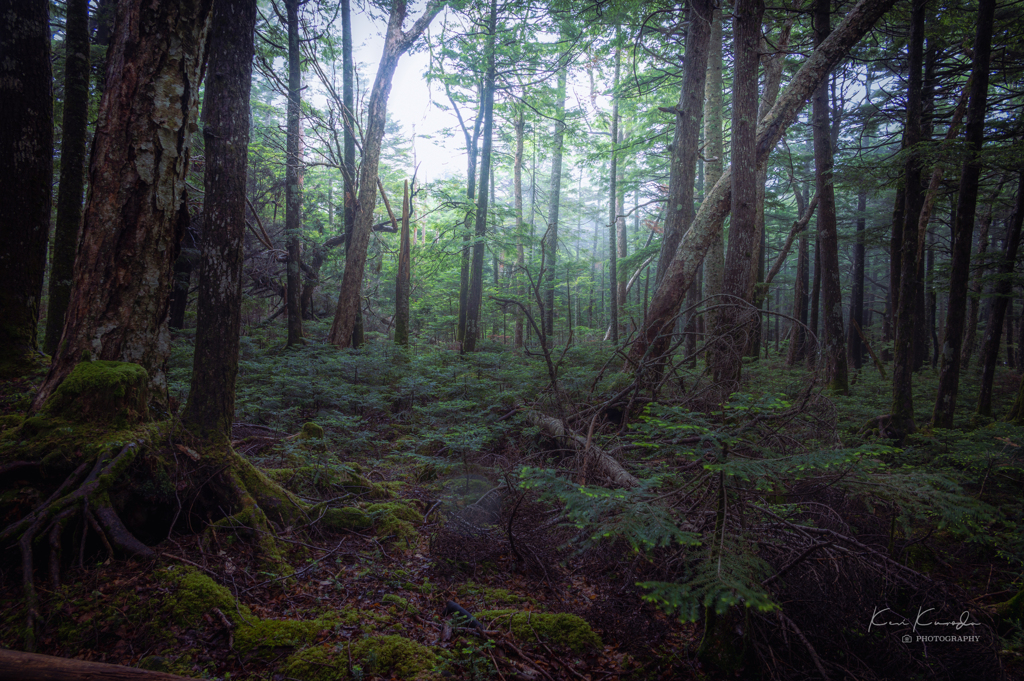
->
[463, 0, 497, 353]
[716, 0, 764, 386]
[962, 209, 991, 369]
[812, 0, 849, 394]
[33, 0, 214, 410]
[544, 60, 568, 337]
[700, 6, 725, 362]
[328, 0, 443, 347]
[44, 0, 89, 356]
[626, 0, 898, 369]
[0, 0, 52, 376]
[890, 0, 928, 434]
[977, 171, 1024, 417]
[285, 0, 304, 346]
[932, 0, 996, 428]
[340, 0, 363, 346]
[183, 0, 256, 441]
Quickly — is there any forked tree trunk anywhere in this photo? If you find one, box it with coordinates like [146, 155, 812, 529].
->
[44, 0, 89, 356]
[183, 0, 256, 440]
[328, 0, 443, 347]
[626, 0, 898, 369]
[33, 0, 214, 410]
[0, 0, 52, 375]
[932, 0, 996, 427]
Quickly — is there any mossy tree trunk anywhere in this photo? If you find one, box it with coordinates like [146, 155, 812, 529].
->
[0, 0, 52, 377]
[183, 0, 257, 441]
[32, 0, 215, 411]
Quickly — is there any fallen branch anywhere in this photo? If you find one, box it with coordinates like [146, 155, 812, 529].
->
[522, 410, 641, 488]
[0, 648, 196, 681]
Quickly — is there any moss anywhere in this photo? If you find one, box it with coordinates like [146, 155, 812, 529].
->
[475, 610, 601, 652]
[364, 501, 421, 547]
[235, 617, 335, 654]
[158, 566, 253, 628]
[266, 466, 375, 498]
[320, 507, 372, 532]
[457, 583, 539, 608]
[281, 635, 438, 680]
[382, 594, 419, 615]
[42, 360, 149, 425]
[365, 501, 422, 524]
[995, 587, 1024, 627]
[298, 422, 325, 440]
[0, 414, 25, 431]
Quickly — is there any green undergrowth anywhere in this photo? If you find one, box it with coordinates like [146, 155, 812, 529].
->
[474, 610, 602, 652]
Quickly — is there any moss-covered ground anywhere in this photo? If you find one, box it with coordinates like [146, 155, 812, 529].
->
[3, 320, 1024, 679]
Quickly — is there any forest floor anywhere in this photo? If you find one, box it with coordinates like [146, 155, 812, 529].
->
[2, 320, 1024, 680]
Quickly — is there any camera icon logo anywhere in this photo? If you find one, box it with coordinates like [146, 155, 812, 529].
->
[902, 634, 913, 644]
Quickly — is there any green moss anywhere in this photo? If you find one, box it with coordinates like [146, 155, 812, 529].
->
[42, 360, 149, 425]
[281, 635, 438, 680]
[365, 501, 422, 524]
[298, 422, 325, 440]
[457, 583, 539, 608]
[235, 617, 335, 654]
[266, 466, 375, 498]
[364, 502, 421, 547]
[475, 610, 601, 652]
[158, 566, 253, 628]
[0, 414, 25, 431]
[996, 587, 1024, 626]
[320, 507, 372, 532]
[382, 594, 419, 615]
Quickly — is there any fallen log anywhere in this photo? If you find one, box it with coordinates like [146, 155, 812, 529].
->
[0, 649, 196, 681]
[523, 410, 641, 488]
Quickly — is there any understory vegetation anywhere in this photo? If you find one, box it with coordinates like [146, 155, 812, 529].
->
[3, 319, 1023, 680]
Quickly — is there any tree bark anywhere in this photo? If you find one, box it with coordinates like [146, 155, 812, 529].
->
[463, 0, 497, 353]
[395, 181, 411, 345]
[701, 6, 725, 361]
[0, 0, 52, 375]
[340, 0, 362, 346]
[932, 0, 996, 428]
[812, 0, 849, 394]
[977, 171, 1024, 417]
[0, 648, 197, 681]
[717, 0, 764, 385]
[608, 44, 621, 344]
[626, 0, 898, 369]
[514, 109, 526, 350]
[182, 0, 255, 439]
[328, 0, 443, 347]
[33, 0, 214, 410]
[284, 0, 304, 346]
[44, 0, 89, 356]
[848, 187, 867, 369]
[963, 208, 991, 368]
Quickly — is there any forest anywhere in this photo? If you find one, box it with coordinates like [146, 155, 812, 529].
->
[1, 0, 1023, 678]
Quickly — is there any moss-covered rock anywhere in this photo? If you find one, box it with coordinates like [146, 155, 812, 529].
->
[364, 501, 421, 546]
[319, 506, 372, 532]
[235, 617, 335, 654]
[157, 566, 253, 628]
[474, 610, 601, 652]
[42, 360, 149, 426]
[297, 422, 325, 440]
[281, 635, 438, 680]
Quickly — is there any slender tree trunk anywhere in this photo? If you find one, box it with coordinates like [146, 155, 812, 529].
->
[932, 0, 995, 427]
[340, 0, 362, 346]
[616, 139, 628, 336]
[788, 230, 810, 365]
[328, 0, 442, 347]
[44, 0, 89, 356]
[884, 184, 905, 361]
[626, 0, 898, 369]
[285, 0, 304, 346]
[812, 0, 849, 393]
[0, 0, 52, 375]
[544, 58, 568, 337]
[849, 188, 867, 369]
[463, 0, 496, 353]
[394, 180, 411, 345]
[514, 109, 525, 350]
[890, 0, 928, 433]
[33, 0, 214, 409]
[808, 232, 821, 359]
[701, 6, 725, 360]
[717, 0, 764, 386]
[608, 44, 621, 343]
[963, 208, 991, 368]
[977, 171, 1024, 417]
[183, 0, 256, 440]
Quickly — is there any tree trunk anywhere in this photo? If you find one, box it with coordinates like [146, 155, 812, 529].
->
[701, 6, 725, 362]
[0, 0, 52, 376]
[890, 0, 928, 434]
[33, 0, 214, 410]
[977, 171, 1024, 417]
[963, 208, 991, 368]
[328, 0, 442, 347]
[514, 109, 525, 350]
[544, 59, 568, 337]
[340, 0, 363, 346]
[44, 0, 89, 356]
[812, 0, 849, 394]
[183, 0, 256, 440]
[932, 0, 995, 428]
[848, 187, 867, 369]
[608, 44, 621, 344]
[395, 180, 411, 345]
[284, 0, 304, 346]
[808, 232, 820, 359]
[626, 0, 898, 369]
[717, 0, 764, 386]
[463, 0, 496, 353]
